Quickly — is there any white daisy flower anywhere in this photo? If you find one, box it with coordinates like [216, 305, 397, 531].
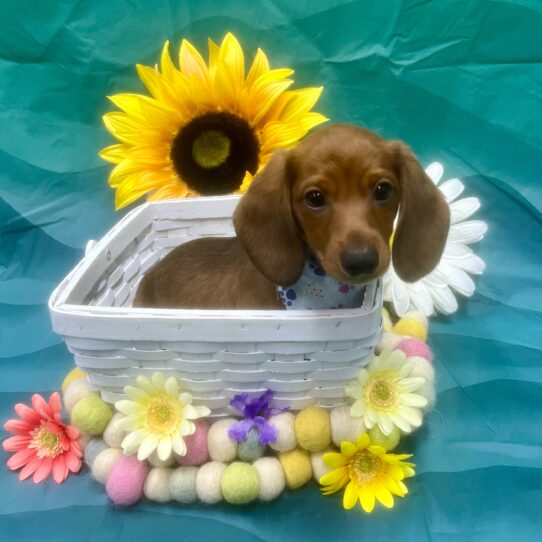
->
[345, 349, 428, 435]
[384, 162, 488, 316]
[116, 372, 210, 461]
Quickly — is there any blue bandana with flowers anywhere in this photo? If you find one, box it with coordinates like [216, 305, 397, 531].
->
[277, 256, 366, 310]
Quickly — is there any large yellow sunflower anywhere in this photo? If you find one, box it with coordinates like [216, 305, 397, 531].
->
[100, 33, 328, 209]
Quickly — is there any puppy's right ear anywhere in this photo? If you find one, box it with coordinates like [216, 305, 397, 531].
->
[233, 150, 305, 285]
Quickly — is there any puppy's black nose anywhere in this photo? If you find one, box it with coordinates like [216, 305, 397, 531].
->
[340, 247, 379, 277]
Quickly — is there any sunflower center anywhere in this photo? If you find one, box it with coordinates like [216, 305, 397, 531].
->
[350, 450, 385, 484]
[147, 397, 179, 434]
[30, 424, 62, 459]
[170, 111, 260, 195]
[192, 130, 231, 169]
[367, 376, 397, 409]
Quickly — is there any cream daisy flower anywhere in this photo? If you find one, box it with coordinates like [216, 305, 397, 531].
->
[346, 350, 427, 435]
[384, 162, 487, 316]
[116, 372, 210, 461]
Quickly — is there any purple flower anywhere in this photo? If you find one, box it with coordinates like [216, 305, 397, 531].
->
[228, 390, 284, 445]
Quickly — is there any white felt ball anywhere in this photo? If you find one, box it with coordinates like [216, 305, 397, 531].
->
[91, 448, 123, 484]
[268, 412, 296, 452]
[409, 356, 436, 383]
[330, 406, 367, 447]
[419, 381, 437, 411]
[376, 332, 403, 354]
[252, 457, 285, 502]
[143, 467, 172, 503]
[63, 378, 97, 415]
[147, 449, 176, 468]
[84, 438, 108, 468]
[103, 413, 126, 449]
[207, 418, 238, 462]
[169, 467, 199, 504]
[196, 461, 226, 504]
[310, 450, 333, 482]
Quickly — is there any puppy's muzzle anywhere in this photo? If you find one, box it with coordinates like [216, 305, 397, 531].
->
[340, 247, 379, 277]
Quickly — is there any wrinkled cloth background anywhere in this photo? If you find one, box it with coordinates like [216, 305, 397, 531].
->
[1, 1, 541, 540]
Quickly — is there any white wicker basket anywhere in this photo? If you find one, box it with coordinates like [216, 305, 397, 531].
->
[49, 196, 383, 416]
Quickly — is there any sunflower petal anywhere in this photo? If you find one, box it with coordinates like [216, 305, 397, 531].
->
[375, 487, 395, 509]
[246, 48, 270, 89]
[322, 452, 348, 468]
[99, 144, 129, 165]
[280, 87, 323, 121]
[343, 480, 359, 510]
[359, 488, 376, 513]
[319, 466, 348, 486]
[341, 441, 358, 456]
[179, 39, 209, 80]
[356, 433, 370, 449]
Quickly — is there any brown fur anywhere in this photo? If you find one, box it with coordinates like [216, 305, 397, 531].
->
[133, 124, 450, 309]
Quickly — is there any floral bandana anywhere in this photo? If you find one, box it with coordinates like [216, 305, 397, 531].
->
[277, 256, 367, 310]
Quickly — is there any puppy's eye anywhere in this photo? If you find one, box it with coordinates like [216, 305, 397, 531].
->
[373, 181, 393, 201]
[304, 190, 327, 209]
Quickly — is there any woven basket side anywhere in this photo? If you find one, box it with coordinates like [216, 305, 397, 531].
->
[89, 212, 235, 308]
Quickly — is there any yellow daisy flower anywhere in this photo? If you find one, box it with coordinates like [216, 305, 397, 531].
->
[346, 350, 428, 435]
[100, 32, 328, 209]
[320, 433, 415, 512]
[115, 372, 210, 461]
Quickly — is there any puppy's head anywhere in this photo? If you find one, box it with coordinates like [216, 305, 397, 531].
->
[233, 124, 450, 286]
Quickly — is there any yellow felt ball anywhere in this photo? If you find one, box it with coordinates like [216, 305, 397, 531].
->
[393, 318, 427, 341]
[294, 406, 331, 452]
[220, 462, 260, 505]
[71, 395, 113, 436]
[278, 448, 313, 489]
[61, 367, 87, 392]
[403, 310, 429, 329]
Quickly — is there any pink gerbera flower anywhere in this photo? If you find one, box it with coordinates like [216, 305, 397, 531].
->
[2, 392, 83, 483]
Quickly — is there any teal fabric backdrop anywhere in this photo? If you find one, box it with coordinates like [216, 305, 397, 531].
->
[1, 1, 541, 540]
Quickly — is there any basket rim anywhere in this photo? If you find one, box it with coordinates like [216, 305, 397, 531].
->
[48, 195, 383, 343]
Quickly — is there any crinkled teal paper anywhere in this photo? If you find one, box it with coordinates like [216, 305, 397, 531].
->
[1, 1, 541, 540]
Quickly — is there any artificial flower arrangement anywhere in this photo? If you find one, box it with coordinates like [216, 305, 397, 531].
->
[4, 310, 433, 513]
[3, 31, 487, 515]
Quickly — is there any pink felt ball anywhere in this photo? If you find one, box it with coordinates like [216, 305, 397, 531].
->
[106, 455, 149, 506]
[397, 338, 433, 363]
[176, 419, 209, 466]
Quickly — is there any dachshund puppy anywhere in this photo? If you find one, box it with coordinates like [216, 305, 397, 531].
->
[133, 124, 450, 309]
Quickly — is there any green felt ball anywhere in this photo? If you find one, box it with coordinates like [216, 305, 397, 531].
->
[71, 395, 113, 436]
[368, 425, 401, 450]
[220, 462, 260, 505]
[237, 427, 265, 462]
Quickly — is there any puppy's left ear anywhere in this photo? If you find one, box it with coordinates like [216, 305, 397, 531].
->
[390, 141, 450, 282]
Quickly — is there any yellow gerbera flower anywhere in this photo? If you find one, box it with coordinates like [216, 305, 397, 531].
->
[115, 372, 210, 461]
[320, 433, 415, 512]
[345, 349, 428, 435]
[100, 32, 327, 209]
